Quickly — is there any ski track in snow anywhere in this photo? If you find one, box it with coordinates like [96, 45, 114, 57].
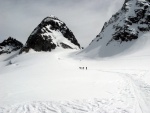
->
[1, 69, 150, 113]
[96, 69, 150, 113]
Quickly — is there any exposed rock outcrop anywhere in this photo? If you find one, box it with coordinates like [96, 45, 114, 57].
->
[0, 37, 23, 55]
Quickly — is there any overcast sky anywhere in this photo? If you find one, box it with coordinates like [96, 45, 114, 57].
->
[0, 0, 124, 47]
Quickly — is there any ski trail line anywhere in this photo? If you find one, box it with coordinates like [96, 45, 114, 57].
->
[94, 69, 150, 113]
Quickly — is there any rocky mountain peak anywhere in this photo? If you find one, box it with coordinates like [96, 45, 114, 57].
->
[20, 15, 80, 53]
[83, 0, 150, 57]
[99, 0, 149, 42]
[0, 37, 23, 55]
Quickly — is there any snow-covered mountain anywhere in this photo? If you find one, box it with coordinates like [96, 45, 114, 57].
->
[20, 15, 80, 53]
[1, 1, 150, 113]
[82, 0, 150, 57]
[0, 37, 23, 55]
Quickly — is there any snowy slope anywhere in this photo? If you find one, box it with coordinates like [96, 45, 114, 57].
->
[0, 47, 150, 113]
[80, 32, 150, 58]
[81, 0, 150, 58]
[0, 0, 150, 113]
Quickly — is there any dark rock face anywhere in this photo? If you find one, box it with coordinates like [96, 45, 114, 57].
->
[22, 34, 56, 52]
[20, 15, 80, 53]
[113, 0, 149, 42]
[60, 42, 73, 49]
[0, 37, 23, 55]
[112, 25, 139, 42]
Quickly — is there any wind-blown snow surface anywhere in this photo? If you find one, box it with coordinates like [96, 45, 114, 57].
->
[0, 34, 150, 113]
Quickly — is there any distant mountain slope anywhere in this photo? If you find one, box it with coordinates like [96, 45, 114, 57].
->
[82, 0, 150, 57]
[0, 37, 23, 55]
[20, 15, 80, 53]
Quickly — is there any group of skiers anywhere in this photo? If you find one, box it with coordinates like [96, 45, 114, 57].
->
[79, 67, 87, 70]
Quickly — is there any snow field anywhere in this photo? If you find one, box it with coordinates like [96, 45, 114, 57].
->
[0, 48, 150, 112]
